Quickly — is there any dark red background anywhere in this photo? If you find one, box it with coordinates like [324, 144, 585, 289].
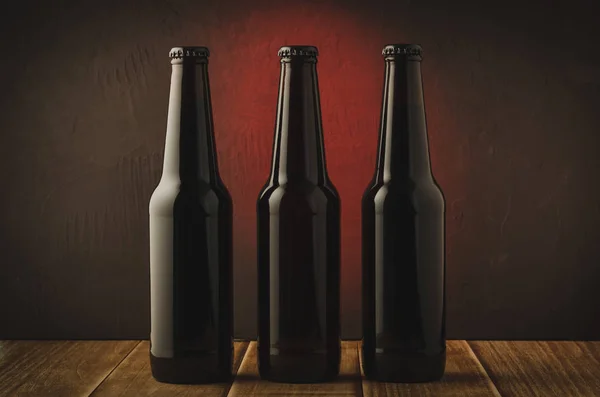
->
[0, 0, 599, 340]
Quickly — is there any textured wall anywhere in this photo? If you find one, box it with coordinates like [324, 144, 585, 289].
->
[1, 0, 599, 340]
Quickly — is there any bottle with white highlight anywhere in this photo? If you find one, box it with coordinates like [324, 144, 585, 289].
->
[149, 46, 233, 384]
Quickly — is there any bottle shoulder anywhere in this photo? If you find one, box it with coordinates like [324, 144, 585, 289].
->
[259, 180, 338, 200]
[258, 181, 340, 213]
[363, 178, 445, 211]
[149, 176, 232, 216]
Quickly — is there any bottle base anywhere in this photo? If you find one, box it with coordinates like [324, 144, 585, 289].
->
[259, 351, 340, 383]
[150, 352, 232, 384]
[362, 348, 446, 383]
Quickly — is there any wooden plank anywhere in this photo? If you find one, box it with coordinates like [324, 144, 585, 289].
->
[360, 341, 501, 397]
[576, 341, 600, 364]
[470, 341, 600, 397]
[0, 340, 138, 397]
[228, 341, 362, 396]
[90, 341, 249, 397]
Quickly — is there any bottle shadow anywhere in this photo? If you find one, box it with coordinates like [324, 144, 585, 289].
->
[231, 372, 362, 384]
[439, 370, 491, 383]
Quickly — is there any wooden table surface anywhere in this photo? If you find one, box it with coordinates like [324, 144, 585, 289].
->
[0, 340, 599, 397]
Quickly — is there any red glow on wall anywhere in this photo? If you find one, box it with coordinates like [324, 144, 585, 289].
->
[197, 2, 462, 335]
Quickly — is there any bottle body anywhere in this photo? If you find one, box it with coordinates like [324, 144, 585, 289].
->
[361, 44, 446, 383]
[149, 47, 233, 384]
[361, 183, 445, 382]
[257, 46, 341, 383]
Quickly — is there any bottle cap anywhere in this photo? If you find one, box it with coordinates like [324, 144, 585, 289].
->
[278, 46, 319, 58]
[169, 46, 210, 59]
[382, 44, 423, 61]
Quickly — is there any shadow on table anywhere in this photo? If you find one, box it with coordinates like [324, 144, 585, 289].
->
[232, 372, 363, 383]
[441, 370, 492, 383]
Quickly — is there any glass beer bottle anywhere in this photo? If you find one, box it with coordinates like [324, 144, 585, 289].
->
[257, 46, 341, 383]
[362, 44, 446, 382]
[149, 47, 233, 384]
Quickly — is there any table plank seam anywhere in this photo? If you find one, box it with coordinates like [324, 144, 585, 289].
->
[226, 341, 254, 397]
[87, 340, 142, 397]
[466, 341, 504, 397]
[226, 340, 250, 396]
[355, 341, 365, 397]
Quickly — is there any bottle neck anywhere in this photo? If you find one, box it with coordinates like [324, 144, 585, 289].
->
[161, 60, 220, 184]
[269, 59, 328, 186]
[375, 59, 433, 184]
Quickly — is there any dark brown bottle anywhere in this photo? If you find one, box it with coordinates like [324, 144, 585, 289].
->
[361, 44, 446, 382]
[148, 47, 233, 384]
[257, 45, 341, 383]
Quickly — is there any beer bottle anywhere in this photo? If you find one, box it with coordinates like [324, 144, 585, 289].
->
[257, 45, 341, 383]
[149, 46, 233, 384]
[361, 44, 446, 382]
